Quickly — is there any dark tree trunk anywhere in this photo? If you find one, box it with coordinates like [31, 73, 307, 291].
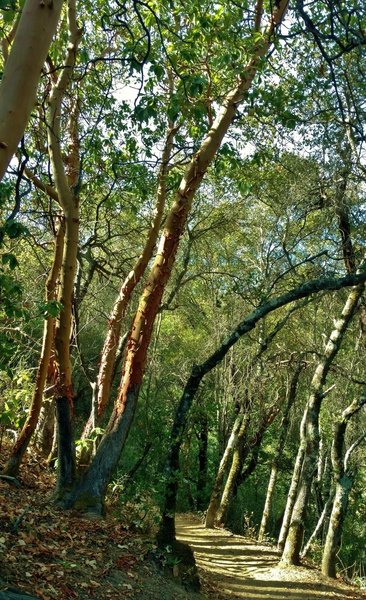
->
[197, 415, 208, 511]
[156, 272, 366, 542]
[55, 396, 76, 498]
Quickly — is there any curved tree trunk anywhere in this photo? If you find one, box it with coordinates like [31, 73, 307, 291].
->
[59, 0, 290, 515]
[0, 0, 63, 180]
[155, 271, 366, 545]
[301, 490, 334, 560]
[3, 220, 64, 476]
[81, 124, 178, 447]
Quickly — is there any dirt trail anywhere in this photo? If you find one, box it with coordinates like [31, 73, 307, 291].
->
[175, 514, 365, 600]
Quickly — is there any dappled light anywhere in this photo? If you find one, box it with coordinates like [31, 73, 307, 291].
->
[176, 515, 363, 600]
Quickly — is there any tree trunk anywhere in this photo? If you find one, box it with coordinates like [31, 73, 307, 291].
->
[301, 492, 334, 560]
[258, 363, 302, 542]
[280, 284, 364, 566]
[81, 124, 178, 445]
[34, 397, 55, 458]
[322, 394, 366, 577]
[215, 413, 251, 526]
[197, 414, 209, 511]
[3, 220, 64, 476]
[205, 412, 245, 528]
[46, 5, 82, 498]
[155, 271, 366, 544]
[216, 405, 279, 528]
[0, 0, 63, 180]
[277, 424, 306, 553]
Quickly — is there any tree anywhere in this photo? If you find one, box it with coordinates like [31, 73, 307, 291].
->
[322, 392, 366, 578]
[55, 0, 290, 514]
[157, 271, 366, 544]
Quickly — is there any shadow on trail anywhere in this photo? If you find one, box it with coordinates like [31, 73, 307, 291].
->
[175, 515, 363, 600]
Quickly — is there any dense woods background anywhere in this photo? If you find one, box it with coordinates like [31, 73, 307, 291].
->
[1, 0, 366, 592]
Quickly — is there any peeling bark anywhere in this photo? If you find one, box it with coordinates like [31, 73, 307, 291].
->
[45, 1, 82, 497]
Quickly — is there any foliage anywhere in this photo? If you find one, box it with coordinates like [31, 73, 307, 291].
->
[1, 0, 366, 584]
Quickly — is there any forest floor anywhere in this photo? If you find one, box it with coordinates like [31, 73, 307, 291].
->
[175, 514, 366, 600]
[0, 443, 365, 600]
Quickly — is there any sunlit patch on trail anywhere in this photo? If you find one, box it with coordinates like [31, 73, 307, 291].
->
[175, 514, 364, 600]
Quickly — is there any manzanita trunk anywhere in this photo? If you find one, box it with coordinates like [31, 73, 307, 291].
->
[81, 124, 178, 446]
[60, 0, 290, 515]
[3, 220, 64, 476]
[46, 1, 82, 497]
[0, 0, 63, 180]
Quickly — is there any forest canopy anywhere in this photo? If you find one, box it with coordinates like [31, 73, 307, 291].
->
[1, 0, 366, 591]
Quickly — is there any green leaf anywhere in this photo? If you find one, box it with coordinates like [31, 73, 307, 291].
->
[1, 253, 18, 270]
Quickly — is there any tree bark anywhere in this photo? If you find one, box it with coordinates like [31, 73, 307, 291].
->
[216, 405, 279, 527]
[204, 412, 245, 529]
[3, 220, 64, 476]
[280, 284, 364, 566]
[46, 2, 82, 497]
[155, 271, 366, 543]
[0, 0, 63, 180]
[277, 412, 307, 553]
[301, 492, 334, 559]
[81, 124, 178, 444]
[197, 414, 209, 512]
[214, 412, 251, 527]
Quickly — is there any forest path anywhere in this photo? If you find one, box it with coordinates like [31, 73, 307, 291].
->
[175, 514, 364, 600]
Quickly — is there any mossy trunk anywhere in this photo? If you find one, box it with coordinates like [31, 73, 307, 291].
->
[205, 413, 244, 528]
[280, 284, 364, 566]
